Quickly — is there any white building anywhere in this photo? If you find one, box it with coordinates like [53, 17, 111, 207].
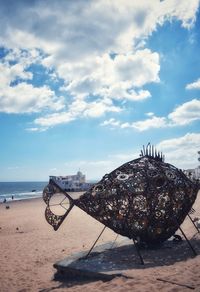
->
[184, 167, 200, 180]
[184, 151, 200, 181]
[50, 171, 92, 191]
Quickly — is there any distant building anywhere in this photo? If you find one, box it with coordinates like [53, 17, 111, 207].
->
[183, 167, 200, 181]
[50, 171, 93, 191]
[183, 151, 200, 181]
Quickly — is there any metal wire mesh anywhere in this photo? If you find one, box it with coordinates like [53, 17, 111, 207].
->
[43, 145, 198, 245]
[75, 156, 198, 244]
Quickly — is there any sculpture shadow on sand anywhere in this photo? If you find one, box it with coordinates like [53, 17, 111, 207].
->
[40, 232, 200, 291]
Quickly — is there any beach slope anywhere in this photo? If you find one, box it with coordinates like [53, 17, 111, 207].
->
[0, 192, 200, 291]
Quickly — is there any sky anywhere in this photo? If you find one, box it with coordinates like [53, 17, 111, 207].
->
[0, 0, 200, 181]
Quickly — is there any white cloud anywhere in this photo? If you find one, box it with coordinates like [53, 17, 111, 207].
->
[101, 99, 200, 131]
[160, 0, 199, 29]
[0, 0, 198, 73]
[63, 132, 200, 179]
[59, 49, 159, 102]
[4, 48, 42, 67]
[130, 116, 167, 131]
[157, 132, 200, 169]
[1, 1, 198, 56]
[0, 49, 65, 114]
[34, 98, 121, 129]
[34, 112, 74, 128]
[186, 78, 200, 90]
[101, 118, 121, 127]
[26, 127, 47, 132]
[0, 0, 199, 129]
[146, 112, 154, 117]
[114, 50, 160, 87]
[168, 98, 200, 125]
[101, 116, 167, 131]
[83, 99, 121, 118]
[0, 82, 64, 114]
[0, 61, 32, 87]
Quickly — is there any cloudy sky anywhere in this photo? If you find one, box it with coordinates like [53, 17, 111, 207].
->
[0, 0, 200, 181]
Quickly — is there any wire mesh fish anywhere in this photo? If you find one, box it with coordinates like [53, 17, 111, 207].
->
[43, 144, 199, 245]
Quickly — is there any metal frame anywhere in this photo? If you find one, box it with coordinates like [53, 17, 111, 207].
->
[43, 144, 199, 262]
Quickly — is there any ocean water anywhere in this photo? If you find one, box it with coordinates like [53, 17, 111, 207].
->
[0, 181, 48, 203]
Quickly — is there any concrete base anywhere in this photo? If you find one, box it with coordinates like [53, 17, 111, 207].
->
[54, 239, 135, 281]
[53, 234, 199, 282]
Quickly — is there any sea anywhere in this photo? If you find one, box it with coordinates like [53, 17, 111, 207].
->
[0, 181, 48, 203]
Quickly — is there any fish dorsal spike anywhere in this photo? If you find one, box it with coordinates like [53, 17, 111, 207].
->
[140, 143, 164, 162]
[143, 145, 145, 156]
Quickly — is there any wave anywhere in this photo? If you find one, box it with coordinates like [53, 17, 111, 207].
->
[0, 191, 43, 203]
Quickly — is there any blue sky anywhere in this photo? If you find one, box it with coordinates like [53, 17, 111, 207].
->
[0, 0, 200, 181]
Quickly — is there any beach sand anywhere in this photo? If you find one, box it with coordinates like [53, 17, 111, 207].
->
[0, 191, 200, 292]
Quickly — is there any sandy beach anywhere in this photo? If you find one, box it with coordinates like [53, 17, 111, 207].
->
[1, 191, 200, 292]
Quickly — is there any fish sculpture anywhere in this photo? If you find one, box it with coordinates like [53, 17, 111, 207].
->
[43, 144, 199, 246]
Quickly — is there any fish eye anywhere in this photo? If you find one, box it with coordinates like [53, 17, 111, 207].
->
[94, 184, 104, 192]
[117, 173, 129, 180]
